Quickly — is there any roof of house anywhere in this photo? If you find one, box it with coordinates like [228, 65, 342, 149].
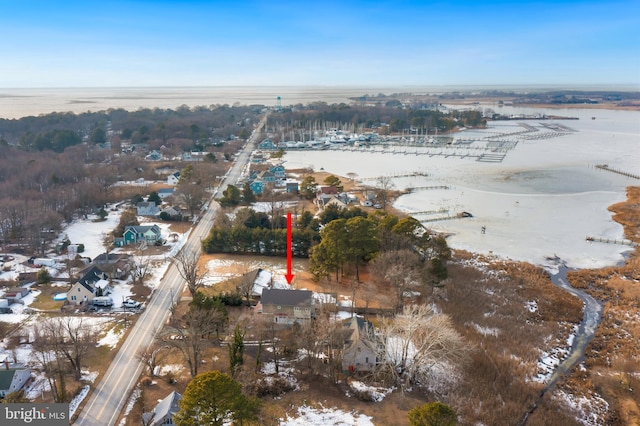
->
[343, 317, 376, 349]
[317, 186, 339, 195]
[142, 391, 182, 426]
[78, 266, 107, 289]
[92, 253, 130, 264]
[124, 224, 161, 235]
[261, 289, 313, 307]
[0, 370, 17, 391]
[136, 201, 157, 208]
[158, 188, 174, 194]
[4, 288, 29, 297]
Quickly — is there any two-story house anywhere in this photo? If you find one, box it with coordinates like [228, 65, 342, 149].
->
[114, 225, 162, 247]
[259, 289, 315, 324]
[66, 266, 110, 305]
[342, 317, 379, 373]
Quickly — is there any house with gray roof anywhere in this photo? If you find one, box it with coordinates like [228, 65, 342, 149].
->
[259, 289, 314, 324]
[136, 201, 160, 217]
[142, 391, 182, 426]
[341, 317, 379, 373]
[0, 363, 31, 398]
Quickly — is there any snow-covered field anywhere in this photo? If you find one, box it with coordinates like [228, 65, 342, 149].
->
[285, 107, 640, 271]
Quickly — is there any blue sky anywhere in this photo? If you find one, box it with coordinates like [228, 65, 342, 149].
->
[1, 0, 638, 88]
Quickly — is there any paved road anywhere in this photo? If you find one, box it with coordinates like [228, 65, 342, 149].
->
[74, 113, 266, 426]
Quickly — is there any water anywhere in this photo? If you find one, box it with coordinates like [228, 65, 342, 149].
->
[0, 86, 431, 119]
[285, 106, 640, 270]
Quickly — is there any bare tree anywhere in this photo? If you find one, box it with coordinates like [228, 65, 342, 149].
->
[372, 304, 470, 391]
[173, 250, 207, 297]
[137, 341, 169, 377]
[34, 317, 99, 383]
[132, 244, 152, 284]
[32, 323, 67, 402]
[375, 176, 395, 209]
[237, 270, 257, 307]
[160, 306, 225, 377]
[370, 249, 425, 312]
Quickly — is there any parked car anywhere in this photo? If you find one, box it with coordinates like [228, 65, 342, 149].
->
[93, 296, 114, 307]
[123, 299, 141, 309]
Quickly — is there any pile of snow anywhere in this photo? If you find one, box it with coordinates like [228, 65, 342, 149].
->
[261, 361, 300, 391]
[118, 385, 141, 426]
[347, 380, 394, 402]
[97, 324, 124, 348]
[280, 403, 375, 426]
[69, 385, 90, 417]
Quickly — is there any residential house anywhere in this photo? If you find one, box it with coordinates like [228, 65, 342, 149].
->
[251, 153, 265, 163]
[167, 171, 181, 185]
[114, 225, 162, 247]
[160, 206, 182, 220]
[157, 188, 175, 199]
[269, 164, 286, 179]
[0, 363, 31, 398]
[145, 150, 163, 161]
[257, 170, 276, 183]
[142, 391, 182, 426]
[285, 181, 299, 193]
[2, 288, 30, 304]
[92, 253, 132, 279]
[249, 180, 264, 196]
[341, 317, 378, 373]
[316, 186, 338, 198]
[136, 201, 160, 217]
[316, 194, 348, 210]
[258, 138, 276, 150]
[260, 289, 315, 324]
[67, 265, 110, 305]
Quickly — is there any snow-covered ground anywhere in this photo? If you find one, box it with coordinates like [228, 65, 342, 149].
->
[280, 404, 375, 426]
[285, 107, 640, 271]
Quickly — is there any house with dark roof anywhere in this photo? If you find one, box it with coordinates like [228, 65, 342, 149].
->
[0, 363, 32, 398]
[66, 266, 109, 305]
[341, 317, 379, 373]
[259, 289, 314, 324]
[92, 253, 132, 279]
[142, 391, 182, 426]
[167, 171, 181, 185]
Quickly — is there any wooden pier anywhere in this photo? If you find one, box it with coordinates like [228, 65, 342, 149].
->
[595, 164, 640, 180]
[586, 236, 639, 247]
[407, 186, 450, 192]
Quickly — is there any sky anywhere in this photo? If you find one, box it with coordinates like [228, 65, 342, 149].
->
[1, 0, 639, 88]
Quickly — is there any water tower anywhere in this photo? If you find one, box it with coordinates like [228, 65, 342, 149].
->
[276, 96, 282, 111]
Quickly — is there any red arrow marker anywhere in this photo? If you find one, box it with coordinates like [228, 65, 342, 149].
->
[284, 212, 295, 284]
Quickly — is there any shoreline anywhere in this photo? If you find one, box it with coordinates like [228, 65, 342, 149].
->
[443, 99, 640, 112]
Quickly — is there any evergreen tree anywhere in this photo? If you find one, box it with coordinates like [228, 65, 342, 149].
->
[228, 325, 245, 376]
[175, 371, 259, 426]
